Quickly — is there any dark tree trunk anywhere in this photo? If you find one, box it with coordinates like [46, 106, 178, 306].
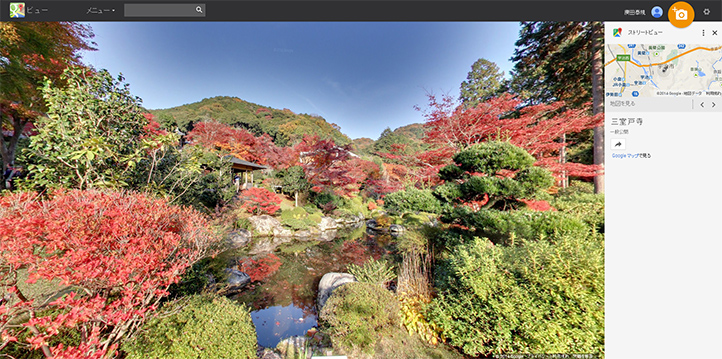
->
[0, 115, 27, 190]
[591, 22, 605, 194]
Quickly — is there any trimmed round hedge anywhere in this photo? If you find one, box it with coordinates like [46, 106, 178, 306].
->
[320, 282, 401, 355]
[122, 294, 257, 359]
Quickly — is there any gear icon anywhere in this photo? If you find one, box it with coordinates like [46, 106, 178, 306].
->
[703, 8, 710, 15]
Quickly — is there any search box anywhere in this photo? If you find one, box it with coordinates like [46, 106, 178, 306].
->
[124, 4, 206, 17]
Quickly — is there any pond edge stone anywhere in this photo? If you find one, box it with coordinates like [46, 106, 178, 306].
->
[317, 272, 356, 314]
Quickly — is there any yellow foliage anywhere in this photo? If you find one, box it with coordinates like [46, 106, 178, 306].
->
[376, 215, 392, 228]
[398, 292, 442, 346]
[217, 142, 252, 161]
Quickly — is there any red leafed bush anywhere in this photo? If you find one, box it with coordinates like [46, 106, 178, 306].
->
[240, 187, 282, 215]
[462, 194, 490, 212]
[519, 199, 556, 211]
[0, 190, 218, 358]
[141, 113, 168, 137]
[421, 93, 603, 179]
[239, 253, 282, 282]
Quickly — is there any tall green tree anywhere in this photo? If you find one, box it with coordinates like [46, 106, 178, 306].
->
[509, 22, 604, 193]
[459, 58, 504, 108]
[510, 22, 592, 106]
[276, 165, 309, 207]
[435, 141, 554, 211]
[22, 67, 147, 190]
[0, 22, 95, 183]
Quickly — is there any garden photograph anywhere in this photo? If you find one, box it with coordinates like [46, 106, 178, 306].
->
[1, 21, 605, 359]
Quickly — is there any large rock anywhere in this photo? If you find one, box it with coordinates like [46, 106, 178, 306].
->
[248, 215, 283, 236]
[248, 238, 275, 255]
[272, 236, 293, 246]
[227, 229, 251, 248]
[318, 229, 337, 242]
[294, 230, 312, 239]
[272, 227, 293, 237]
[317, 272, 356, 313]
[223, 268, 251, 295]
[257, 348, 282, 359]
[389, 224, 405, 236]
[318, 216, 338, 231]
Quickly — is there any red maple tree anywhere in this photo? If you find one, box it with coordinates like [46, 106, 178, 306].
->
[0, 190, 217, 358]
[187, 120, 297, 169]
[295, 135, 360, 196]
[421, 93, 603, 178]
[239, 187, 282, 215]
[372, 145, 451, 191]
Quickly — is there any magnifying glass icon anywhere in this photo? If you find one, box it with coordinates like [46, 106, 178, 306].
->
[195, 6, 203, 13]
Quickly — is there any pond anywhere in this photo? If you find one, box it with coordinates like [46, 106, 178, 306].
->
[225, 226, 397, 348]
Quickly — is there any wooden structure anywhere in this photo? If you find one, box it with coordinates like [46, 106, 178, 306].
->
[227, 156, 267, 191]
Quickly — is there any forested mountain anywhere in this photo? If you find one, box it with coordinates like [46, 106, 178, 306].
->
[352, 123, 426, 155]
[391, 123, 425, 141]
[150, 96, 351, 147]
[351, 137, 374, 154]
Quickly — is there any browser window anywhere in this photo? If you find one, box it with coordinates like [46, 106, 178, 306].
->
[0, 1, 720, 359]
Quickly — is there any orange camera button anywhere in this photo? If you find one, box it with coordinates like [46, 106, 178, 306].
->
[668, 1, 695, 28]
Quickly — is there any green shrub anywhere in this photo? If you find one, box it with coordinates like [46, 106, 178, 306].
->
[303, 204, 321, 215]
[234, 217, 252, 230]
[307, 212, 323, 224]
[434, 142, 554, 211]
[432, 182, 463, 204]
[338, 195, 368, 217]
[384, 188, 441, 215]
[427, 235, 604, 357]
[167, 257, 224, 298]
[320, 282, 400, 355]
[122, 294, 257, 359]
[313, 191, 343, 212]
[442, 207, 589, 245]
[332, 207, 355, 219]
[558, 180, 595, 195]
[280, 206, 324, 230]
[552, 191, 605, 233]
[401, 212, 434, 227]
[347, 258, 396, 286]
[282, 218, 309, 230]
[281, 207, 311, 230]
[281, 206, 309, 220]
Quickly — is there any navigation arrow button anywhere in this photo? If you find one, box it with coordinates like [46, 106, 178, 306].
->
[700, 102, 705, 108]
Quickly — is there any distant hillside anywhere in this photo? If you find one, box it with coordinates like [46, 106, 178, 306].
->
[150, 96, 351, 146]
[351, 137, 375, 155]
[392, 123, 425, 141]
[355, 122, 428, 156]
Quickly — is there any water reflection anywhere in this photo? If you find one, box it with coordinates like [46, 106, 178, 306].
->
[229, 231, 394, 348]
[252, 305, 317, 348]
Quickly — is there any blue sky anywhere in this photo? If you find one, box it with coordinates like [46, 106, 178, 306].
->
[82, 22, 521, 140]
